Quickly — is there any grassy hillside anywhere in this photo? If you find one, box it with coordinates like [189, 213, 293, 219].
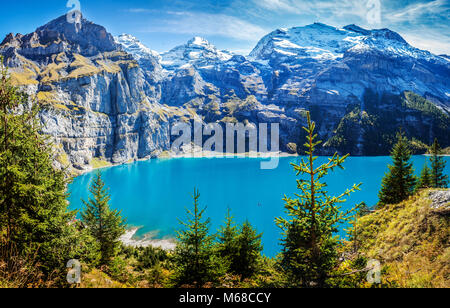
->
[353, 189, 449, 288]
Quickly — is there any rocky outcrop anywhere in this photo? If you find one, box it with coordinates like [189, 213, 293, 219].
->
[429, 190, 450, 215]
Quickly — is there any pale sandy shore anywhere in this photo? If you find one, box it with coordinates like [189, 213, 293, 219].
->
[83, 149, 298, 175]
[81, 150, 300, 177]
[76, 145, 450, 176]
[169, 150, 297, 159]
[119, 227, 177, 251]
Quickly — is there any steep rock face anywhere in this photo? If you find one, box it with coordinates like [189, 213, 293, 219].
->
[0, 15, 176, 172]
[114, 34, 164, 101]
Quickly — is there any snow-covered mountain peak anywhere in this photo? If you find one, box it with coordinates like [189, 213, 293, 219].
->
[161, 37, 233, 70]
[249, 23, 446, 64]
[114, 33, 165, 82]
[187, 36, 211, 48]
[114, 34, 160, 61]
[249, 23, 361, 61]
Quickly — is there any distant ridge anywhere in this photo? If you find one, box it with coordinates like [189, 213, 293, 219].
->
[0, 15, 448, 172]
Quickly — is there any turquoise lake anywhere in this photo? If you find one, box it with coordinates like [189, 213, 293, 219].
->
[68, 156, 450, 257]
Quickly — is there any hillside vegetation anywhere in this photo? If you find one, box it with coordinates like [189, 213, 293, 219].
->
[353, 189, 449, 288]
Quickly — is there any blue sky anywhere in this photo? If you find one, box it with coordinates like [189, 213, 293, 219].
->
[0, 0, 449, 55]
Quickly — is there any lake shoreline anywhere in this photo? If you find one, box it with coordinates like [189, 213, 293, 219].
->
[76, 150, 449, 178]
[76, 150, 298, 176]
[119, 227, 177, 251]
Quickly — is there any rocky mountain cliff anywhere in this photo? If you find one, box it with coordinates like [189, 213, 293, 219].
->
[1, 15, 449, 172]
[0, 15, 182, 171]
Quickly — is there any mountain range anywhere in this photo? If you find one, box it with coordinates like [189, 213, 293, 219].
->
[1, 14, 449, 172]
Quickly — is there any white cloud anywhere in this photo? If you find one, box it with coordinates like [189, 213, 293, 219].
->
[385, 0, 449, 23]
[126, 8, 155, 13]
[257, 0, 294, 11]
[141, 11, 269, 41]
[403, 33, 450, 55]
[254, 0, 369, 20]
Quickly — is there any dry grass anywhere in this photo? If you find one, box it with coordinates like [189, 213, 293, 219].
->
[0, 240, 46, 288]
[79, 269, 128, 289]
[37, 91, 59, 103]
[9, 50, 138, 86]
[220, 116, 238, 123]
[96, 60, 122, 74]
[8, 55, 41, 86]
[67, 54, 101, 79]
[36, 91, 75, 112]
[40, 62, 67, 83]
[355, 189, 449, 288]
[9, 69, 39, 86]
[152, 105, 192, 123]
[90, 158, 112, 170]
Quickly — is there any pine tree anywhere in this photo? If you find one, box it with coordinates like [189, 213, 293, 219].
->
[216, 211, 263, 279]
[173, 189, 216, 287]
[216, 208, 239, 269]
[235, 220, 263, 279]
[429, 139, 448, 188]
[81, 172, 126, 266]
[276, 111, 361, 288]
[0, 56, 79, 275]
[417, 163, 433, 190]
[348, 202, 371, 254]
[378, 132, 417, 206]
